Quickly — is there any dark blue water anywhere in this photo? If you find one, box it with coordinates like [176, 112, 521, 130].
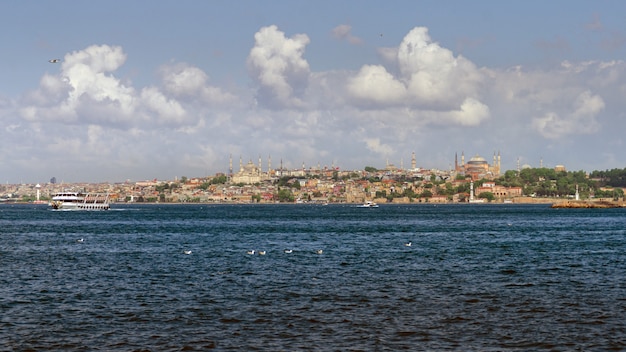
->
[1, 203, 625, 351]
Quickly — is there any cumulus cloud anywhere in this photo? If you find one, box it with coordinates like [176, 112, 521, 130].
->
[331, 24, 363, 45]
[159, 62, 236, 104]
[20, 45, 136, 125]
[346, 26, 488, 126]
[247, 25, 311, 108]
[365, 137, 394, 156]
[532, 91, 605, 139]
[16, 44, 219, 128]
[346, 65, 406, 106]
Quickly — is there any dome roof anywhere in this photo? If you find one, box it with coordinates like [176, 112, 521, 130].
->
[469, 155, 486, 162]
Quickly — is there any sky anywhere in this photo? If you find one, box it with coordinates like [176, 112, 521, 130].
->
[1, 0, 626, 183]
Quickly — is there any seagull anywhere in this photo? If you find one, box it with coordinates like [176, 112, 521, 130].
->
[48, 59, 60, 63]
[404, 242, 412, 247]
[76, 238, 85, 243]
[183, 250, 192, 255]
[258, 250, 266, 255]
[283, 249, 293, 254]
[246, 250, 256, 255]
[315, 249, 323, 255]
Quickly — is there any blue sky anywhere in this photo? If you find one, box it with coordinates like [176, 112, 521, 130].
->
[1, 1, 625, 183]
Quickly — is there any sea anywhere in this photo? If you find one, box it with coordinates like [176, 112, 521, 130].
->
[1, 203, 625, 351]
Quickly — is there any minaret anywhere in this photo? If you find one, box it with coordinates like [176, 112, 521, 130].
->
[540, 157, 543, 168]
[239, 156, 243, 171]
[517, 157, 520, 173]
[461, 152, 465, 167]
[400, 158, 404, 170]
[411, 152, 416, 170]
[229, 154, 233, 177]
[268, 155, 271, 174]
[498, 151, 501, 175]
[455, 152, 458, 171]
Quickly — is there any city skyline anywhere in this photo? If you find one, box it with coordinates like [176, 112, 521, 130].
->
[1, 1, 626, 184]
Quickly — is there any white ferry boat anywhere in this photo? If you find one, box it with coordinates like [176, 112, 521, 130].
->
[49, 191, 110, 211]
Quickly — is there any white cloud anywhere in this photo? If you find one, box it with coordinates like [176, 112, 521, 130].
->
[532, 91, 605, 139]
[346, 26, 489, 128]
[365, 137, 394, 156]
[247, 25, 311, 108]
[159, 63, 236, 105]
[139, 87, 186, 125]
[331, 24, 363, 45]
[347, 65, 406, 105]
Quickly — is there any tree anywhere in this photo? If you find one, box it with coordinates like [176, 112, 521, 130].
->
[420, 190, 433, 198]
[277, 189, 294, 202]
[364, 166, 378, 172]
[210, 175, 228, 185]
[478, 192, 495, 202]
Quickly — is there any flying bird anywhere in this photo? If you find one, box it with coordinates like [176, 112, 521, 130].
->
[49, 59, 60, 63]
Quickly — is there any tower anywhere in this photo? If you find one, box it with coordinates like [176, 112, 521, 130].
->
[229, 154, 233, 178]
[268, 155, 271, 174]
[411, 151, 416, 170]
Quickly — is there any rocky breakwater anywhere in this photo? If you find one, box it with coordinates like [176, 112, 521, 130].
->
[551, 200, 626, 208]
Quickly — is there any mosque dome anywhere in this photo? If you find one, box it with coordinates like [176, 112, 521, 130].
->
[468, 155, 487, 165]
[243, 161, 257, 172]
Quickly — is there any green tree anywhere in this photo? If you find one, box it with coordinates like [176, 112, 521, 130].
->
[364, 166, 378, 172]
[478, 192, 495, 202]
[277, 189, 294, 202]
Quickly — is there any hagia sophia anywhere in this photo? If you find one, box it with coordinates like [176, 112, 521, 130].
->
[455, 151, 502, 180]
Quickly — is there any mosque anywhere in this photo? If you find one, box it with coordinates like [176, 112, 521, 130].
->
[455, 151, 501, 180]
[230, 155, 270, 184]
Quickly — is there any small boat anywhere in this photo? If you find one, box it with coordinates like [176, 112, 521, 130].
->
[49, 191, 110, 211]
[357, 201, 379, 208]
